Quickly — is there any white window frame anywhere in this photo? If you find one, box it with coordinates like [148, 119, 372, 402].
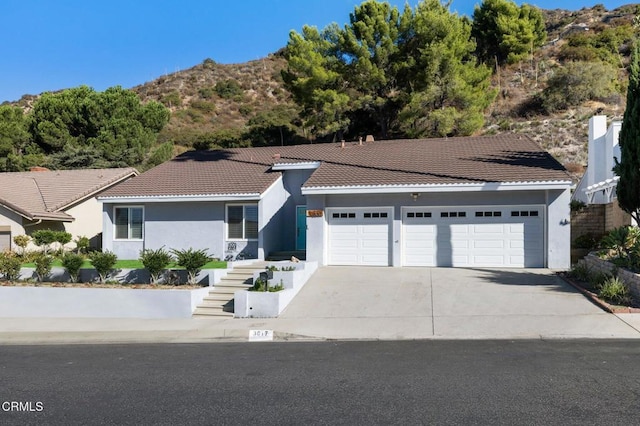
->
[226, 203, 259, 241]
[113, 206, 144, 241]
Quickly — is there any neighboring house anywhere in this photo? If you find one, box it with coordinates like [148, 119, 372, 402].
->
[0, 167, 138, 251]
[573, 115, 621, 205]
[98, 135, 573, 269]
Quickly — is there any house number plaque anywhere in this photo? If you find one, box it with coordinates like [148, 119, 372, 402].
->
[306, 210, 323, 217]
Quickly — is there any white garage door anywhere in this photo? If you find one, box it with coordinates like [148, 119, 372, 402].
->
[403, 206, 544, 268]
[328, 208, 392, 266]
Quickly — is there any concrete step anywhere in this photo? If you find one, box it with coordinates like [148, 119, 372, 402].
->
[192, 308, 234, 317]
[203, 293, 245, 302]
[192, 261, 266, 318]
[210, 283, 253, 291]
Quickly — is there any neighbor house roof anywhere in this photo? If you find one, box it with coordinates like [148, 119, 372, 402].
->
[0, 168, 138, 221]
[99, 135, 572, 199]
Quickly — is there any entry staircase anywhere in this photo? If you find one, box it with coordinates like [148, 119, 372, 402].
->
[192, 261, 269, 318]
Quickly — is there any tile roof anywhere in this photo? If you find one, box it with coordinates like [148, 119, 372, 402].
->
[0, 168, 137, 221]
[100, 135, 572, 198]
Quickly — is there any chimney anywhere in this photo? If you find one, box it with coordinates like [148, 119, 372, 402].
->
[365, 135, 374, 142]
[358, 136, 363, 146]
[341, 139, 345, 149]
[588, 116, 607, 188]
[30, 167, 50, 172]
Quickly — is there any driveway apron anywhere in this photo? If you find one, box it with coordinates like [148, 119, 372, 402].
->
[277, 267, 640, 340]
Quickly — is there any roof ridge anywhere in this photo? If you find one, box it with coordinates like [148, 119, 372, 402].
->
[49, 168, 138, 211]
[30, 176, 50, 212]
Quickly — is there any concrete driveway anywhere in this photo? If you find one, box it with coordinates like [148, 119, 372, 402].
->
[277, 267, 640, 340]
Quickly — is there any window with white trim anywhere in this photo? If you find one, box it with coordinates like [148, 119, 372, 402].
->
[114, 207, 143, 240]
[227, 204, 258, 240]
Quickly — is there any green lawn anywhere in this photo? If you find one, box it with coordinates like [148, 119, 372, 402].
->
[21, 259, 227, 269]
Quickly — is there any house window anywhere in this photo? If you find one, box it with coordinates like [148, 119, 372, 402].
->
[114, 207, 143, 240]
[227, 205, 258, 240]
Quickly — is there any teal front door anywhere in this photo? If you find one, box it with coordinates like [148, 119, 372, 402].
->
[296, 206, 307, 250]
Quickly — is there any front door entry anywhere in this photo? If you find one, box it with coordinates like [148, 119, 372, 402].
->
[296, 206, 307, 251]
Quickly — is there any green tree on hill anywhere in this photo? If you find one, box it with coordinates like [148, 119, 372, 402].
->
[615, 40, 640, 224]
[397, 0, 495, 137]
[28, 85, 170, 167]
[472, 0, 546, 66]
[282, 0, 495, 140]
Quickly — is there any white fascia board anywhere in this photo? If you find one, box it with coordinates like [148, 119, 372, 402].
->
[97, 193, 261, 203]
[301, 181, 573, 195]
[271, 161, 321, 171]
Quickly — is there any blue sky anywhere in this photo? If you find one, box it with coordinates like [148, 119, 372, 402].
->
[0, 0, 630, 103]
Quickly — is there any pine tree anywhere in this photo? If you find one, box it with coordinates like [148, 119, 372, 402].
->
[614, 41, 640, 224]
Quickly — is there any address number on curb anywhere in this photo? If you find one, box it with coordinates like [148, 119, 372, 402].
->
[249, 329, 274, 342]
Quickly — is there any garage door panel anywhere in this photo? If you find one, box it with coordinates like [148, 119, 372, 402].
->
[474, 224, 504, 233]
[474, 240, 505, 249]
[402, 206, 545, 268]
[328, 209, 391, 266]
[474, 255, 506, 265]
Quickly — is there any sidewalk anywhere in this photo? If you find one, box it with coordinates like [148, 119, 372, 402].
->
[2, 312, 640, 345]
[2, 267, 640, 344]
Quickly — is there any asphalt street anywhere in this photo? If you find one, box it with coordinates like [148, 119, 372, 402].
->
[2, 340, 640, 425]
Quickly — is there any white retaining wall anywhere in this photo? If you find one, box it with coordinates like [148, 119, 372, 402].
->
[0, 287, 210, 319]
[234, 261, 318, 318]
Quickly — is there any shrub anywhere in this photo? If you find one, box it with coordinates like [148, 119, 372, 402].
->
[214, 79, 243, 99]
[33, 253, 53, 283]
[250, 277, 268, 292]
[573, 233, 599, 249]
[89, 251, 118, 283]
[161, 91, 182, 108]
[139, 247, 172, 284]
[198, 86, 215, 99]
[31, 230, 71, 254]
[31, 230, 57, 254]
[569, 262, 591, 283]
[190, 100, 215, 113]
[0, 251, 22, 281]
[539, 61, 619, 113]
[61, 252, 85, 282]
[598, 276, 631, 305]
[145, 141, 174, 168]
[601, 226, 640, 261]
[238, 105, 253, 116]
[12, 235, 30, 256]
[570, 200, 586, 212]
[54, 231, 72, 254]
[588, 271, 611, 290]
[74, 235, 90, 254]
[250, 277, 284, 292]
[171, 248, 210, 285]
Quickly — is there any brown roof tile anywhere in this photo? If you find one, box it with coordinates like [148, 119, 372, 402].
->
[100, 135, 572, 198]
[0, 168, 137, 221]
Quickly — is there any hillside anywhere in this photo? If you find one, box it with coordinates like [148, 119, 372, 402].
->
[11, 3, 640, 174]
